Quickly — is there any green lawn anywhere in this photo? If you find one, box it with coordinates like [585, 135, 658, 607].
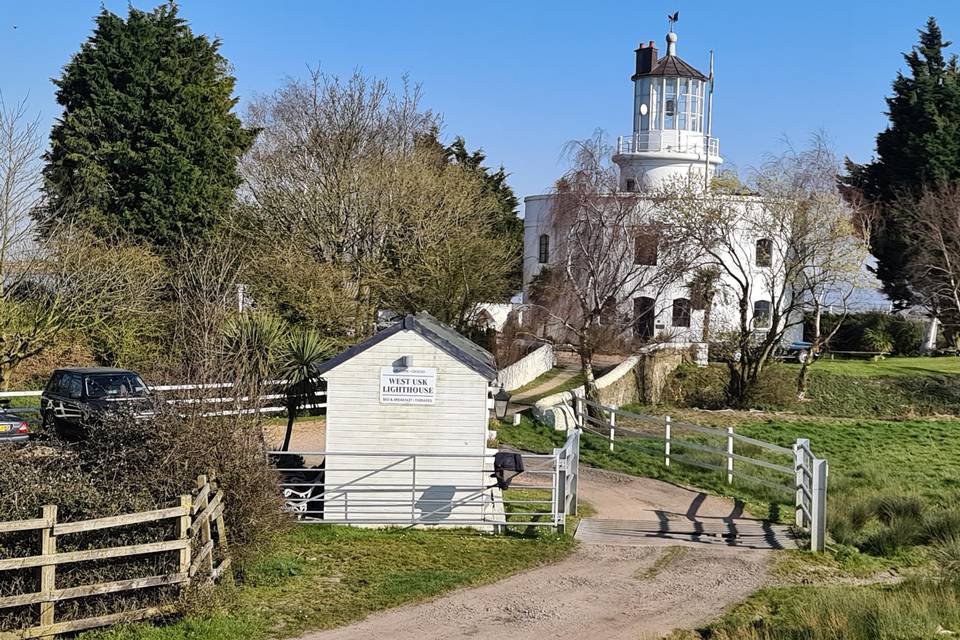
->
[83, 525, 575, 640]
[788, 355, 960, 377]
[511, 369, 585, 405]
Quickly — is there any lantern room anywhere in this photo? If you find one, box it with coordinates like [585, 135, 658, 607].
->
[614, 29, 722, 191]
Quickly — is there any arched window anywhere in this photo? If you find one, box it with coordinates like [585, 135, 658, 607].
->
[672, 298, 691, 328]
[634, 233, 659, 266]
[633, 297, 655, 340]
[756, 238, 772, 267]
[753, 300, 772, 329]
[538, 234, 550, 264]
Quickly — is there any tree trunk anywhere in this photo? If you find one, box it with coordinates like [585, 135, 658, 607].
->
[923, 316, 939, 353]
[579, 348, 601, 418]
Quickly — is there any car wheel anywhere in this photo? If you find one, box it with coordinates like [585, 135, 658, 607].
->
[797, 350, 809, 364]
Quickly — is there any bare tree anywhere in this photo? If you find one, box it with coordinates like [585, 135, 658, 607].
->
[0, 96, 165, 385]
[896, 183, 960, 348]
[660, 136, 867, 405]
[240, 70, 437, 336]
[527, 135, 696, 406]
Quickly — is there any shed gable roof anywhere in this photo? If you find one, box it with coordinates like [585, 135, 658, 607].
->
[316, 312, 498, 381]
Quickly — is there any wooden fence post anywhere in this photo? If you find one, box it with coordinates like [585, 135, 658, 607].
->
[810, 459, 828, 552]
[568, 430, 580, 517]
[195, 474, 214, 577]
[608, 411, 616, 452]
[39, 505, 57, 638]
[794, 438, 809, 528]
[664, 416, 671, 467]
[176, 494, 193, 583]
[726, 427, 734, 484]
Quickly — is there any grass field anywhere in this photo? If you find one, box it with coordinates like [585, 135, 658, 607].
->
[790, 355, 960, 377]
[82, 525, 575, 640]
[498, 369, 960, 640]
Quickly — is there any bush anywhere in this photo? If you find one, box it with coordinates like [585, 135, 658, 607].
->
[810, 312, 927, 355]
[0, 402, 286, 630]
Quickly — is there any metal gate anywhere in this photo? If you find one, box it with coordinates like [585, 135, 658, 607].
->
[268, 429, 580, 531]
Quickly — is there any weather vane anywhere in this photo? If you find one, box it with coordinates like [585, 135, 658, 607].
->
[668, 11, 679, 32]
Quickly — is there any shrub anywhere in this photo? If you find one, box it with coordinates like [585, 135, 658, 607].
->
[862, 327, 894, 354]
[811, 311, 926, 355]
[871, 492, 925, 524]
[922, 509, 960, 545]
[0, 402, 287, 630]
[934, 536, 960, 583]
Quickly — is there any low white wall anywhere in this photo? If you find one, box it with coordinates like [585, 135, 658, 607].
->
[497, 344, 555, 391]
[531, 356, 643, 430]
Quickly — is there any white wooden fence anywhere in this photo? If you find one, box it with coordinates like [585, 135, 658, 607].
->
[0, 380, 326, 418]
[572, 397, 829, 551]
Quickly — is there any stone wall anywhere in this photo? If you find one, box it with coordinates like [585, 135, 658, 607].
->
[497, 344, 555, 391]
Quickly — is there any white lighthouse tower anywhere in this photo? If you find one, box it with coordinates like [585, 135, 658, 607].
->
[613, 26, 722, 191]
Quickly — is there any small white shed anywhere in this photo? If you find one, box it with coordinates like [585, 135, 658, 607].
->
[316, 312, 499, 526]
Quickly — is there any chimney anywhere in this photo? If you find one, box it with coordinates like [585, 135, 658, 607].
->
[635, 41, 658, 76]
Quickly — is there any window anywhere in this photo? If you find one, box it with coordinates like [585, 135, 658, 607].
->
[672, 298, 691, 328]
[756, 238, 773, 267]
[64, 374, 82, 398]
[634, 297, 655, 340]
[538, 234, 550, 264]
[85, 373, 148, 399]
[634, 233, 658, 266]
[753, 300, 772, 329]
[664, 78, 677, 129]
[625, 178, 636, 192]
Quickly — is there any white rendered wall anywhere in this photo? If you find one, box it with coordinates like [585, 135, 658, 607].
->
[497, 344, 556, 391]
[521, 193, 802, 345]
[322, 330, 491, 525]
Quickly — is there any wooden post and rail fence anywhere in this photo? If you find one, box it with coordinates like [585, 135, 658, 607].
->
[573, 396, 829, 551]
[0, 473, 229, 639]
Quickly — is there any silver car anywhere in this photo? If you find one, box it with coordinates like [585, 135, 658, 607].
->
[0, 400, 30, 443]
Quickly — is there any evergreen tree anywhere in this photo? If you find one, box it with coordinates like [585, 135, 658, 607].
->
[39, 3, 255, 248]
[841, 17, 960, 306]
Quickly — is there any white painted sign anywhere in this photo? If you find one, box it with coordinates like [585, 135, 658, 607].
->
[379, 367, 437, 405]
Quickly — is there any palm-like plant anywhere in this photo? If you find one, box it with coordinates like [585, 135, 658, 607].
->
[222, 312, 287, 405]
[278, 329, 335, 451]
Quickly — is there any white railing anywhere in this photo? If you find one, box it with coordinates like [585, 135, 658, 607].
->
[270, 428, 581, 532]
[0, 380, 326, 418]
[616, 131, 720, 157]
[572, 397, 828, 551]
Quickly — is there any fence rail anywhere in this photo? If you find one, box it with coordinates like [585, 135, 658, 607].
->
[0, 473, 229, 639]
[0, 380, 326, 419]
[572, 397, 829, 551]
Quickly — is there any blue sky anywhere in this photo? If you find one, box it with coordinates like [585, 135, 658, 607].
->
[3, 1, 960, 202]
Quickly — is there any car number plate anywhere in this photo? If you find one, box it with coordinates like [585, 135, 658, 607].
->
[0, 425, 9, 433]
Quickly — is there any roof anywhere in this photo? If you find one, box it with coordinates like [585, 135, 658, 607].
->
[316, 312, 498, 381]
[632, 55, 707, 81]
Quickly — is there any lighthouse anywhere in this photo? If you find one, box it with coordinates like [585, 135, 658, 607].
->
[613, 28, 722, 191]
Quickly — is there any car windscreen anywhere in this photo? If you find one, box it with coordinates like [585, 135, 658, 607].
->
[84, 374, 148, 399]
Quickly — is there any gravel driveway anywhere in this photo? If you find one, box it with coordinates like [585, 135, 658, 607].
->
[297, 466, 774, 640]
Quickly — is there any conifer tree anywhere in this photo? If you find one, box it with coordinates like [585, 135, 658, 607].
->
[39, 3, 255, 248]
[841, 17, 960, 306]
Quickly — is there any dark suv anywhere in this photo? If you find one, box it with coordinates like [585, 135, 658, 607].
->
[41, 368, 152, 440]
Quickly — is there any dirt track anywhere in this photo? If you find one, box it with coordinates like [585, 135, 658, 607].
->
[298, 467, 773, 640]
